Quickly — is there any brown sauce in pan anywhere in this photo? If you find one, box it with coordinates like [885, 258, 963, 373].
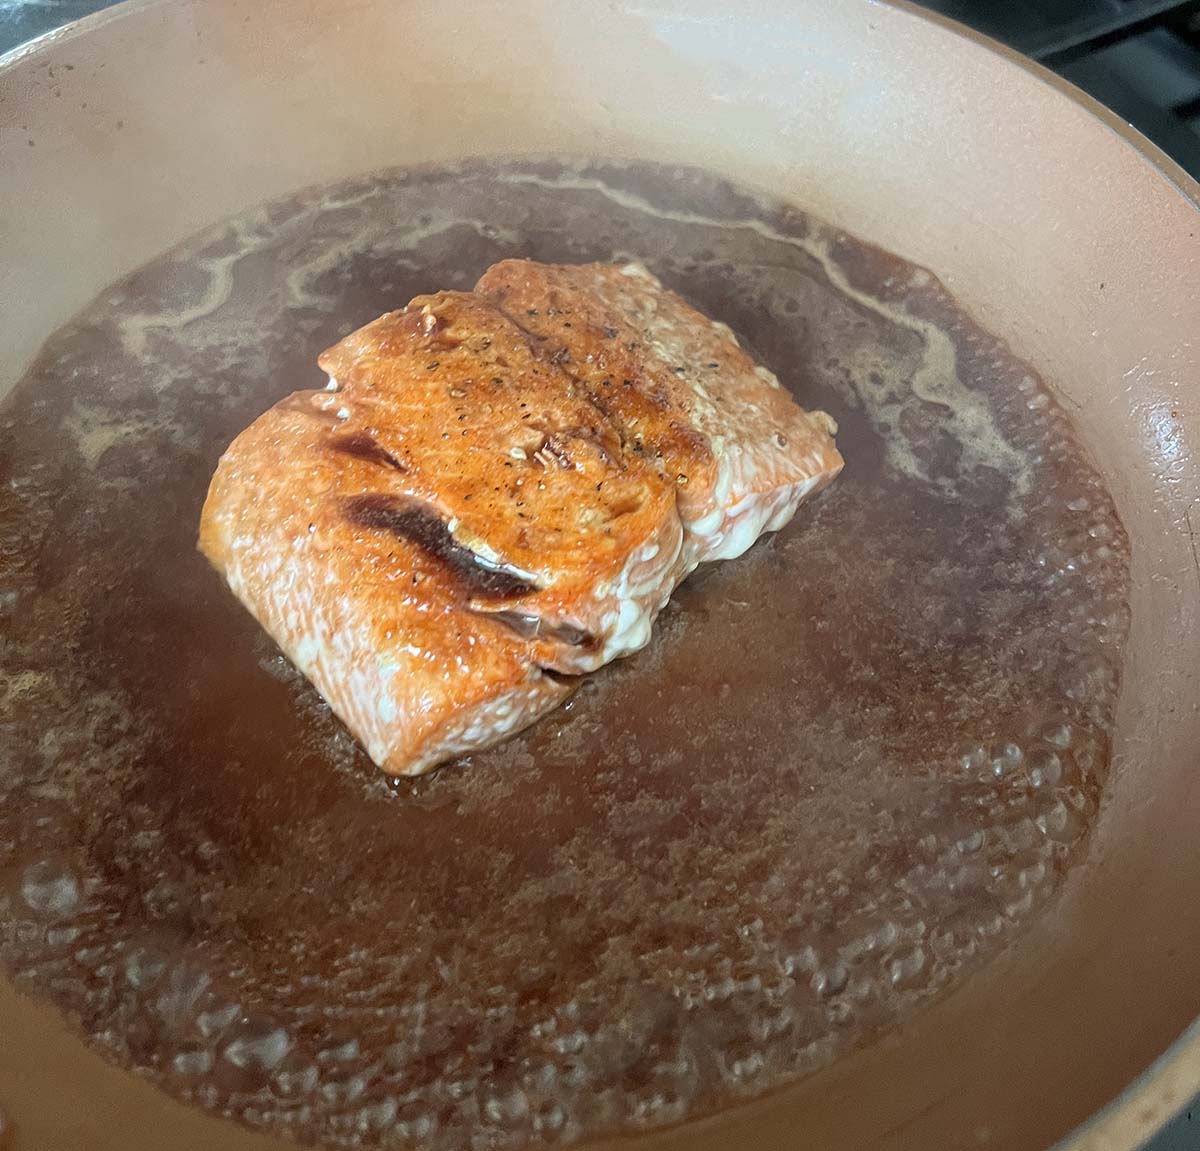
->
[0, 160, 1130, 1148]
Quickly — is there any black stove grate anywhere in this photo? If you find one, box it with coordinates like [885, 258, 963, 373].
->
[1025, 0, 1200, 64]
[923, 0, 1200, 176]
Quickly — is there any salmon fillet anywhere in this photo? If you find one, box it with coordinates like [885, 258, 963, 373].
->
[476, 260, 843, 561]
[200, 262, 842, 775]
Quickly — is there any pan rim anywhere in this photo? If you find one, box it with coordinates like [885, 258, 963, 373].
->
[1, 2, 1198, 1150]
[3, 0, 1198, 215]
[857, 15, 1200, 1151]
[884, 0, 1200, 212]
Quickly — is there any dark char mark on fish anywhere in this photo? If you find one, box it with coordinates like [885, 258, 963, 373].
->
[327, 431, 407, 472]
[344, 492, 535, 599]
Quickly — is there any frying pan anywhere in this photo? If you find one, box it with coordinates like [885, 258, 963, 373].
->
[1, 1, 1199, 1149]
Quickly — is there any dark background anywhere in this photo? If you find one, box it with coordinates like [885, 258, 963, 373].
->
[2, 0, 1198, 1148]
[925, 0, 1200, 177]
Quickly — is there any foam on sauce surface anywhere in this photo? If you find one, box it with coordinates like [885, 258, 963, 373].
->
[0, 160, 1130, 1148]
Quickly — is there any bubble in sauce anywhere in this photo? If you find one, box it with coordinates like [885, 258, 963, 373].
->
[19, 859, 81, 919]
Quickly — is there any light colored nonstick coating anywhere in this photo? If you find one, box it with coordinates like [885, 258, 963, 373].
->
[1, 2, 1199, 1149]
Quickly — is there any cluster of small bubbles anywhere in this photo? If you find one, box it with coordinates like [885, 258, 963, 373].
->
[1026, 747, 1065, 790]
[173, 1043, 215, 1077]
[990, 741, 1024, 779]
[221, 1016, 292, 1077]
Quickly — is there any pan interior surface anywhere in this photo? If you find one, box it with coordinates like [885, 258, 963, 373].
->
[0, 158, 1130, 1149]
[1, 3, 1200, 1151]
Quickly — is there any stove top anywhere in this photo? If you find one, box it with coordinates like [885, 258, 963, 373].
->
[1, 2, 1197, 1150]
[923, 0, 1200, 178]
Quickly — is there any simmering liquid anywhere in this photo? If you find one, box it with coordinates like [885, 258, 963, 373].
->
[0, 160, 1129, 1148]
